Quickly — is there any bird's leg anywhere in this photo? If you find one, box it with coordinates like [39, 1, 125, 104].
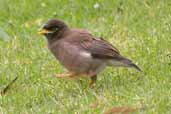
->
[89, 75, 97, 87]
[54, 72, 76, 78]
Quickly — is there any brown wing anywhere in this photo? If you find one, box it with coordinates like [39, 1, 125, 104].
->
[80, 37, 121, 59]
[67, 29, 120, 59]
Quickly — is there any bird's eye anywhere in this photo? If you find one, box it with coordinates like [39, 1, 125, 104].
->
[51, 26, 59, 31]
[55, 27, 58, 31]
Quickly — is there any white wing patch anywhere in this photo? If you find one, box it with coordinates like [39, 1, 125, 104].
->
[80, 51, 92, 58]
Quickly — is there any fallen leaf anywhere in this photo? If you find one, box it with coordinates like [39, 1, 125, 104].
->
[104, 106, 137, 114]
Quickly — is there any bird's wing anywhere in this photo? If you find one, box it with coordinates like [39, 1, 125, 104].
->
[66, 29, 120, 59]
[80, 37, 121, 59]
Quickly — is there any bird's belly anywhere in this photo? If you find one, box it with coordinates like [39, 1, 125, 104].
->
[53, 46, 106, 74]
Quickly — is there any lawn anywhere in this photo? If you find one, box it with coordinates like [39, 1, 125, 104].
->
[0, 0, 171, 113]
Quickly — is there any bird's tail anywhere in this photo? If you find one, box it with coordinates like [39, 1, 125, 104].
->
[121, 57, 142, 72]
[107, 55, 142, 71]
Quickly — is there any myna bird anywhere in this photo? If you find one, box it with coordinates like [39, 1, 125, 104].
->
[38, 19, 141, 86]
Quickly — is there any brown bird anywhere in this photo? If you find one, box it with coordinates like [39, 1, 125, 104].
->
[38, 19, 141, 86]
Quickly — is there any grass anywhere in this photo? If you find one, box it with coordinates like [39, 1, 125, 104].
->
[0, 0, 171, 113]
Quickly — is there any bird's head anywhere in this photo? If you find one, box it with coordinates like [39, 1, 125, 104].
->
[38, 19, 68, 40]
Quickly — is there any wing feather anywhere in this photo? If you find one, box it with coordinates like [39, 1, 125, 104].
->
[67, 29, 121, 59]
[80, 37, 120, 59]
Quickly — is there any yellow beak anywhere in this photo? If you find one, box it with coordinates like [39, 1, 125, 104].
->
[38, 29, 53, 35]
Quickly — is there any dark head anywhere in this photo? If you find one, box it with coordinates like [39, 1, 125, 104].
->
[38, 19, 68, 41]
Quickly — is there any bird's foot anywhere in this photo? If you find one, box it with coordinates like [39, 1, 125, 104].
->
[89, 75, 97, 88]
[53, 72, 76, 78]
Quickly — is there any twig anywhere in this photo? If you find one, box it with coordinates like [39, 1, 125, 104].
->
[1, 76, 18, 96]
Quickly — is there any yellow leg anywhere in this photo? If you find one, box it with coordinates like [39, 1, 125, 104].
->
[89, 75, 97, 87]
[54, 72, 97, 87]
[54, 72, 76, 78]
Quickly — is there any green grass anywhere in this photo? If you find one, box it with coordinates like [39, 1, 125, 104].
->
[0, 0, 171, 113]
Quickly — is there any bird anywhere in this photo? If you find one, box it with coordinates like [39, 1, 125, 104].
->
[38, 19, 141, 86]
